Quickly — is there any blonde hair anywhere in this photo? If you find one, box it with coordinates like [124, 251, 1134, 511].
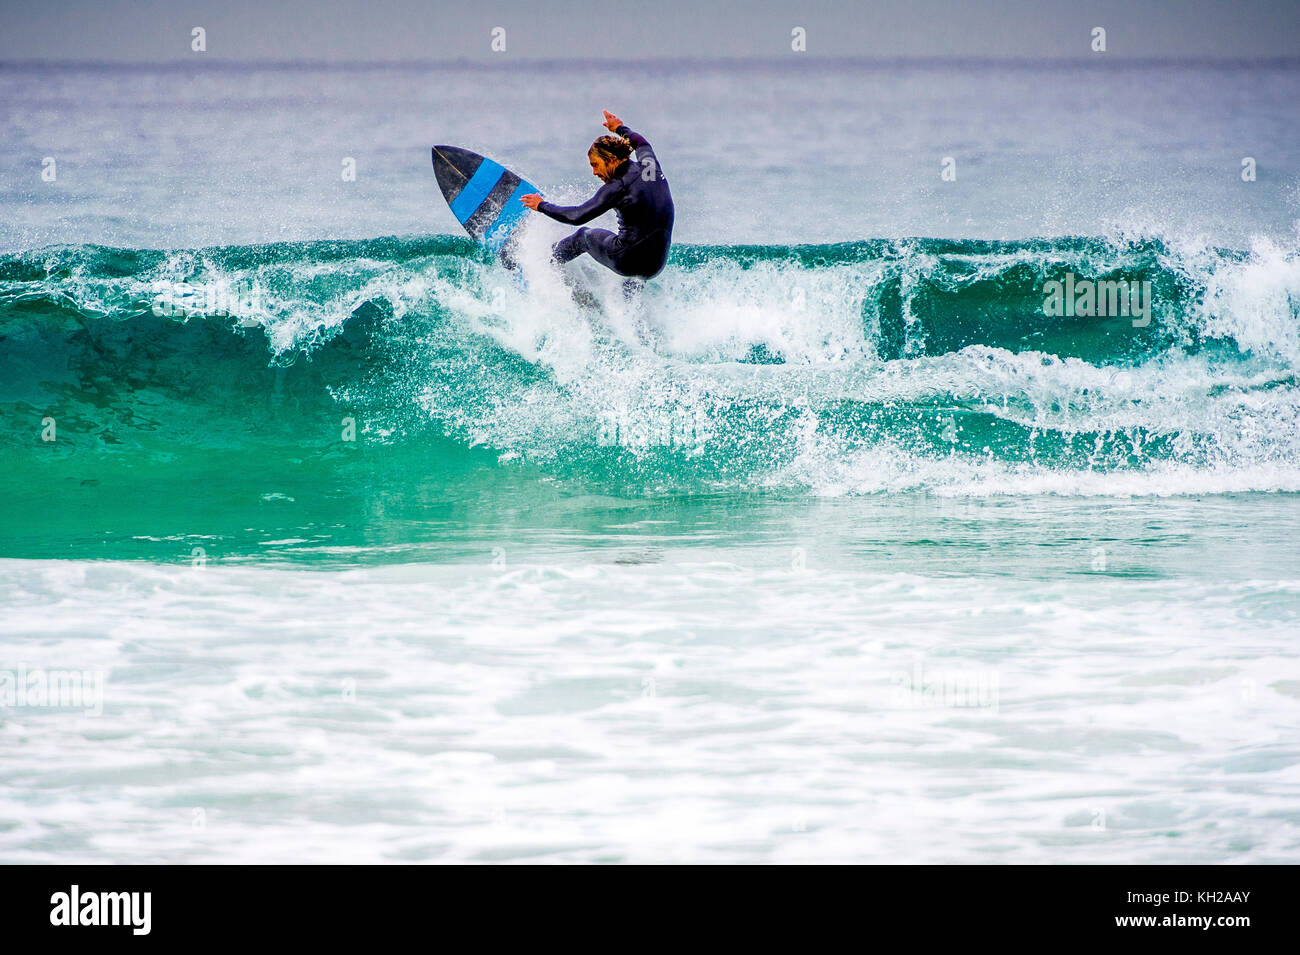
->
[588, 135, 632, 164]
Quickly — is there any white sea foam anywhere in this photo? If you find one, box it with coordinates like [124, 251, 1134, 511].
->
[1, 551, 1296, 864]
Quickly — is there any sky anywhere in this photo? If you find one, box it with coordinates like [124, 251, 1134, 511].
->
[0, 0, 1297, 63]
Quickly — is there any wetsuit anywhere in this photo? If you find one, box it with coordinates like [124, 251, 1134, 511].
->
[536, 125, 674, 280]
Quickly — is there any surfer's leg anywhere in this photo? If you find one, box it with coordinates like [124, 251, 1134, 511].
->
[551, 227, 595, 264]
[552, 228, 629, 273]
[579, 230, 625, 273]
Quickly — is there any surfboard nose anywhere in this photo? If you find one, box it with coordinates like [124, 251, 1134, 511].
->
[431, 145, 480, 192]
[431, 144, 538, 252]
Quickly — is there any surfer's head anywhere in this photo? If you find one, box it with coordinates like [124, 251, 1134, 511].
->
[588, 135, 632, 182]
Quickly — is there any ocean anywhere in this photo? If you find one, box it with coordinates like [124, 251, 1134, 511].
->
[1, 59, 1299, 863]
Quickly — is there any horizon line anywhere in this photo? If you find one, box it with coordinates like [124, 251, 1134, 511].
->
[3, 54, 1299, 70]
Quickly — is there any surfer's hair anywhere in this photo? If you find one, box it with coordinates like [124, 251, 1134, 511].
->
[588, 135, 632, 164]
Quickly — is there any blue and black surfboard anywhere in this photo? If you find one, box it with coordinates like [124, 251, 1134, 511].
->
[432, 145, 538, 253]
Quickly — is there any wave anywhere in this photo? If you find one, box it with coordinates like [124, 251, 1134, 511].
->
[2, 231, 1298, 495]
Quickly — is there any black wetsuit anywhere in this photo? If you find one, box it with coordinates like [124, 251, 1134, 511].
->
[536, 125, 674, 280]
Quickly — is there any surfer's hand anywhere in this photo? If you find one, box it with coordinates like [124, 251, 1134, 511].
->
[520, 194, 543, 210]
[602, 110, 623, 132]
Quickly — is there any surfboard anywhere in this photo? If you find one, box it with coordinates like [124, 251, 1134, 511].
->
[432, 146, 538, 253]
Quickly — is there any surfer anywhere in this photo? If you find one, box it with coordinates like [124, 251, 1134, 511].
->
[521, 111, 674, 285]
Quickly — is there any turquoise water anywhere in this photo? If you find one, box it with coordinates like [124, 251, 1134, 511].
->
[2, 61, 1299, 863]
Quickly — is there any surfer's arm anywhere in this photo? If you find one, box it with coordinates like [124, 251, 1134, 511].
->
[535, 181, 621, 225]
[615, 125, 650, 154]
[615, 125, 659, 176]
